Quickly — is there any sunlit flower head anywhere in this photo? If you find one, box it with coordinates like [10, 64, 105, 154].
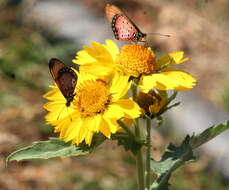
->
[43, 71, 141, 146]
[73, 40, 196, 93]
[136, 90, 168, 115]
[116, 44, 156, 77]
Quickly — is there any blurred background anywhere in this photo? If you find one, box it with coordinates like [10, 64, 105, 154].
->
[0, 0, 229, 189]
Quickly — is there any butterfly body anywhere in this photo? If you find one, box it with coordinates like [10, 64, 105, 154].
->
[106, 4, 146, 41]
[49, 58, 77, 107]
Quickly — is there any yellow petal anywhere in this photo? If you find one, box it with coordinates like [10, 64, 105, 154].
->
[104, 117, 118, 133]
[73, 41, 117, 77]
[58, 119, 70, 138]
[104, 103, 125, 119]
[43, 101, 63, 111]
[140, 70, 196, 92]
[43, 87, 64, 101]
[104, 40, 119, 61]
[115, 99, 141, 119]
[78, 125, 87, 143]
[105, 99, 140, 119]
[73, 50, 96, 65]
[109, 72, 131, 101]
[93, 115, 102, 132]
[85, 130, 94, 145]
[64, 117, 83, 142]
[157, 51, 189, 68]
[84, 41, 113, 63]
[99, 116, 111, 138]
[44, 101, 76, 123]
[80, 64, 113, 77]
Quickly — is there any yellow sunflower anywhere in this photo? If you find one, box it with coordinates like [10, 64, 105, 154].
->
[43, 71, 141, 146]
[73, 40, 196, 93]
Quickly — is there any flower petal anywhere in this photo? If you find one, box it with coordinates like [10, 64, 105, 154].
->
[110, 72, 131, 101]
[99, 116, 111, 138]
[80, 64, 113, 77]
[140, 70, 197, 92]
[104, 104, 125, 119]
[157, 51, 189, 69]
[92, 114, 102, 132]
[64, 117, 83, 142]
[85, 130, 93, 145]
[73, 49, 96, 65]
[73, 41, 117, 77]
[104, 40, 119, 61]
[43, 86, 64, 101]
[115, 99, 141, 119]
[105, 99, 141, 119]
[104, 117, 119, 133]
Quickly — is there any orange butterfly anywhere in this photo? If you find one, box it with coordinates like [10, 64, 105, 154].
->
[105, 4, 170, 42]
[105, 4, 146, 41]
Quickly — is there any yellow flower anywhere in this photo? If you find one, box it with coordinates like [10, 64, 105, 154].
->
[136, 90, 168, 115]
[73, 40, 196, 93]
[43, 71, 141, 146]
[73, 40, 119, 77]
[116, 44, 156, 77]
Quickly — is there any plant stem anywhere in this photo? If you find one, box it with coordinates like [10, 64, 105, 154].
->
[131, 83, 145, 190]
[135, 119, 145, 190]
[117, 120, 136, 139]
[146, 117, 151, 190]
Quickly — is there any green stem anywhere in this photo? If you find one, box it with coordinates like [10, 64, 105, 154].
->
[146, 117, 151, 190]
[131, 79, 145, 190]
[117, 120, 136, 139]
[131, 81, 138, 101]
[135, 119, 145, 190]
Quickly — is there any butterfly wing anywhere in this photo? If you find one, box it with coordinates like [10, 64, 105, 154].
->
[49, 58, 77, 105]
[112, 15, 140, 41]
[105, 4, 123, 22]
[105, 4, 146, 41]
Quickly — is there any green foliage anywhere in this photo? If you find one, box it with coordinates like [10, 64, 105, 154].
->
[152, 91, 180, 119]
[150, 120, 229, 190]
[6, 138, 90, 161]
[156, 116, 163, 127]
[112, 133, 143, 155]
[190, 120, 229, 149]
[7, 134, 106, 162]
[151, 136, 195, 190]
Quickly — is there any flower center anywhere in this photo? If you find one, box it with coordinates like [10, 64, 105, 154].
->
[116, 44, 156, 77]
[74, 80, 111, 118]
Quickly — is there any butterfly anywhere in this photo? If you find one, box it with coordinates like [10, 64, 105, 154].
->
[105, 4, 146, 41]
[105, 4, 170, 42]
[49, 58, 77, 107]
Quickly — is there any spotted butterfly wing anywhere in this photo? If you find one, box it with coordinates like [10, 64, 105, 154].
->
[49, 58, 77, 107]
[105, 4, 146, 41]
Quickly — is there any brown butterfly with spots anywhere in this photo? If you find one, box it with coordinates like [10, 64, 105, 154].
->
[49, 58, 77, 107]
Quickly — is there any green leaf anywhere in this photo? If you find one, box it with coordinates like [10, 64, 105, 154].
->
[156, 116, 163, 127]
[167, 91, 178, 104]
[190, 120, 229, 149]
[151, 136, 196, 190]
[153, 91, 180, 118]
[7, 134, 106, 162]
[150, 120, 229, 190]
[112, 133, 143, 155]
[6, 138, 89, 162]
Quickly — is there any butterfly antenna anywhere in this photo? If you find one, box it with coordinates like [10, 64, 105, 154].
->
[148, 32, 171, 37]
[57, 105, 66, 120]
